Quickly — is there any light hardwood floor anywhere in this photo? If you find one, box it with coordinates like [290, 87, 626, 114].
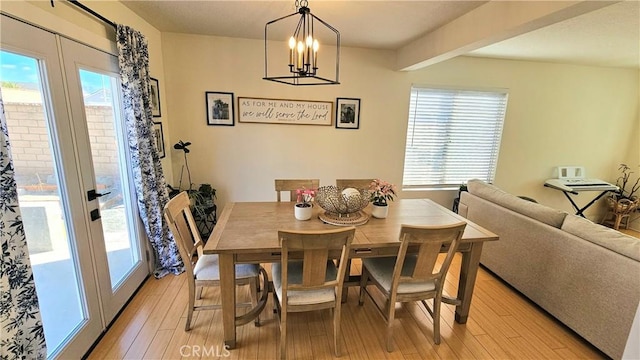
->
[86, 250, 615, 360]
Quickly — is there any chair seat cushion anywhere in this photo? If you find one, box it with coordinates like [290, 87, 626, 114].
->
[194, 254, 260, 281]
[363, 256, 436, 294]
[272, 260, 337, 306]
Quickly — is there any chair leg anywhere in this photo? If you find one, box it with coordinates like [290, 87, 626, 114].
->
[185, 289, 195, 331]
[386, 300, 395, 352]
[359, 267, 369, 306]
[250, 276, 260, 326]
[333, 304, 342, 357]
[195, 286, 203, 300]
[273, 290, 280, 314]
[280, 310, 287, 360]
[433, 296, 442, 344]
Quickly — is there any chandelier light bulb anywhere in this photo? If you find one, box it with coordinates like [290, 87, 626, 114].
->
[313, 39, 319, 68]
[288, 36, 296, 66]
[297, 41, 304, 69]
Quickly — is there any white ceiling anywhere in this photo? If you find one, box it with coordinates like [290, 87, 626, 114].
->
[467, 0, 640, 68]
[121, 0, 640, 69]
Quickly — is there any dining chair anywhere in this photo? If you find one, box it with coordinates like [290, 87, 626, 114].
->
[335, 178, 374, 190]
[358, 222, 467, 351]
[274, 179, 320, 202]
[272, 227, 356, 359]
[163, 191, 267, 331]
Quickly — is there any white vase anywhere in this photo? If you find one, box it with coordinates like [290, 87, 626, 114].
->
[371, 203, 389, 219]
[294, 203, 313, 220]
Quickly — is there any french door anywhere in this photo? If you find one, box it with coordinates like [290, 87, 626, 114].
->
[0, 15, 148, 358]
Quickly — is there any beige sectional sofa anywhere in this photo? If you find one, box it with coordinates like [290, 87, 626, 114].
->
[458, 179, 640, 359]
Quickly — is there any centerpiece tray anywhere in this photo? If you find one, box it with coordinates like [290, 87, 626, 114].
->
[318, 210, 369, 226]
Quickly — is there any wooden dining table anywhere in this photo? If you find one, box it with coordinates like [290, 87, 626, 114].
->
[204, 199, 499, 349]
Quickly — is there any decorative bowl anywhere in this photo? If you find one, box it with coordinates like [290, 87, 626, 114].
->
[315, 185, 370, 215]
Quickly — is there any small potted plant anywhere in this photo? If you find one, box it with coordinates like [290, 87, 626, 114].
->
[294, 187, 316, 220]
[608, 163, 639, 215]
[369, 179, 397, 219]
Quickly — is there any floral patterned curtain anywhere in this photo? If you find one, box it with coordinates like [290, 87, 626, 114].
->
[0, 94, 47, 358]
[116, 25, 183, 277]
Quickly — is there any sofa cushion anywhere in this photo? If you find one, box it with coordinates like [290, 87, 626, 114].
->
[467, 179, 567, 228]
[561, 215, 640, 261]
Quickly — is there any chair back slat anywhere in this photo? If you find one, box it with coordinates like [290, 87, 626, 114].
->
[278, 227, 355, 290]
[275, 179, 320, 202]
[412, 243, 442, 279]
[393, 222, 466, 287]
[302, 249, 330, 287]
[335, 179, 374, 190]
[164, 191, 204, 271]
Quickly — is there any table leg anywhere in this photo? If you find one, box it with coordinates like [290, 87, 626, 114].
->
[219, 253, 237, 349]
[341, 259, 352, 303]
[455, 242, 484, 323]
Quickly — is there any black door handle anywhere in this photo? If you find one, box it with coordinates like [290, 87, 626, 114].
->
[87, 189, 112, 201]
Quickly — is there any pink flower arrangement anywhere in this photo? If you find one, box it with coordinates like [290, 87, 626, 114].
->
[369, 179, 397, 206]
[296, 188, 316, 207]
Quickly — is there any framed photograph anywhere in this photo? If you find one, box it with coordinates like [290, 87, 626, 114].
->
[150, 78, 161, 117]
[335, 98, 360, 129]
[152, 122, 166, 158]
[206, 91, 235, 126]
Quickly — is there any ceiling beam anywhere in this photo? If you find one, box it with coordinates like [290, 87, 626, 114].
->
[396, 0, 619, 71]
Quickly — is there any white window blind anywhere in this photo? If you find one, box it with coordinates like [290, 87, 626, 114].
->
[402, 87, 508, 188]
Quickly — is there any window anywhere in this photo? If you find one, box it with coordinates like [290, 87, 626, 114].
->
[402, 86, 508, 188]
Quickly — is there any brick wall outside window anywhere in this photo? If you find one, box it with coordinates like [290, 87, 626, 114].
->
[5, 102, 120, 190]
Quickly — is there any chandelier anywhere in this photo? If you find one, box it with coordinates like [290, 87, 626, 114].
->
[264, 0, 340, 85]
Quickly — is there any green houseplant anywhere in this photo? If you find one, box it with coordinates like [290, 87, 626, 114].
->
[191, 183, 216, 216]
[172, 140, 217, 237]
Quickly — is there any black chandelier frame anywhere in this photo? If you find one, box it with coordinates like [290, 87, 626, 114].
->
[264, 2, 340, 86]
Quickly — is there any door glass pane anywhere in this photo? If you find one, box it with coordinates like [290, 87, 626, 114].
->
[79, 69, 140, 289]
[1, 50, 84, 356]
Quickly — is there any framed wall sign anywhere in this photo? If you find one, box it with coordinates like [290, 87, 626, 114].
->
[335, 98, 360, 129]
[206, 91, 235, 126]
[150, 77, 161, 117]
[152, 122, 166, 158]
[238, 97, 332, 126]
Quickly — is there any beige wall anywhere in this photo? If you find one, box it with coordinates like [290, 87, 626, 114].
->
[161, 32, 639, 224]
